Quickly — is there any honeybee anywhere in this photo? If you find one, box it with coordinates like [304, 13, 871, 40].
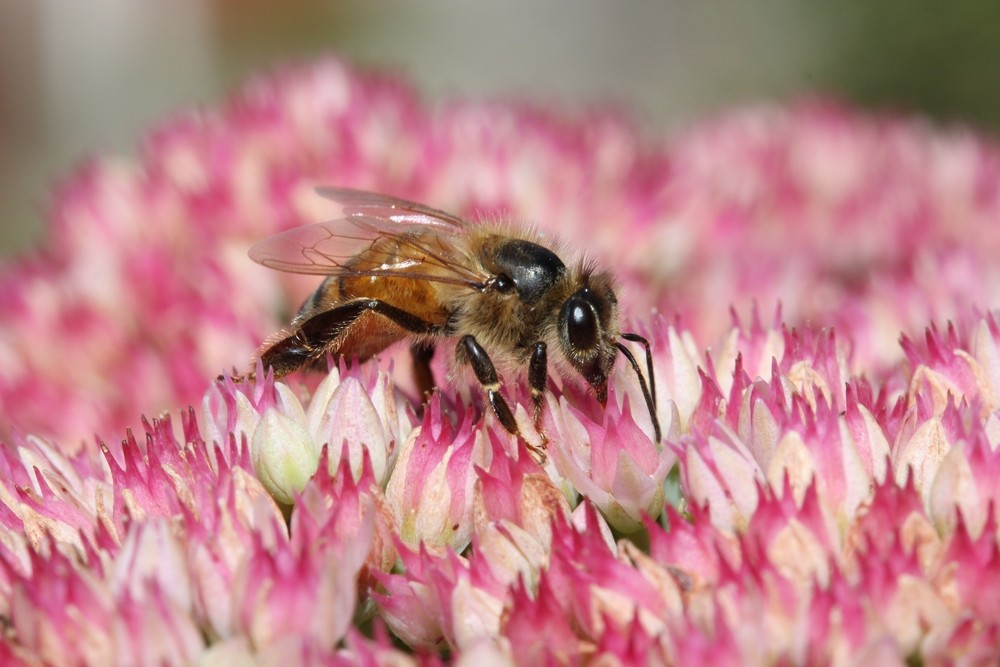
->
[246, 188, 661, 452]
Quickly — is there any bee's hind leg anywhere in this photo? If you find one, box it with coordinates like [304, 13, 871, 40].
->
[260, 299, 440, 381]
[258, 333, 319, 379]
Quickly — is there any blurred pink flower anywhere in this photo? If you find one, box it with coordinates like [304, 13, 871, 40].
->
[2, 58, 1000, 664]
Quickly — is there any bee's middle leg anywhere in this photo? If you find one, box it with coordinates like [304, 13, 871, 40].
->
[458, 335, 546, 460]
[458, 335, 518, 434]
[410, 341, 436, 401]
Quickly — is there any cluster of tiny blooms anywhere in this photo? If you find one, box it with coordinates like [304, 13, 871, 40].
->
[1, 58, 1000, 664]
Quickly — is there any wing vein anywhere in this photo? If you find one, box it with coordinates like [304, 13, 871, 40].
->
[248, 189, 490, 290]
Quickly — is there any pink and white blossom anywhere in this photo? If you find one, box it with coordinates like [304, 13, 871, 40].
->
[2, 58, 1000, 664]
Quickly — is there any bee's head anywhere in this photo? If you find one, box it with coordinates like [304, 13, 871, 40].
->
[558, 272, 619, 404]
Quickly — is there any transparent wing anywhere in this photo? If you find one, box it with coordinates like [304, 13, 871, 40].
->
[315, 187, 468, 230]
[249, 190, 488, 288]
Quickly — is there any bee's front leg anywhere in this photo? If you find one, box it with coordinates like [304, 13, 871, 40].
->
[528, 342, 549, 444]
[457, 335, 546, 461]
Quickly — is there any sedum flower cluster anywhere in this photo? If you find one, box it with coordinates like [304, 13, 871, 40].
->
[2, 59, 1000, 664]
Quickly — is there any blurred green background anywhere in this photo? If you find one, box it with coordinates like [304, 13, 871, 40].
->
[2, 0, 999, 256]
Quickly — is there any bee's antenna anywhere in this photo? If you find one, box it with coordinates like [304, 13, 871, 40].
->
[621, 332, 657, 409]
[615, 336, 661, 443]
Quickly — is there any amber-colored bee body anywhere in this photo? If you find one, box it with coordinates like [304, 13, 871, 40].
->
[246, 188, 660, 450]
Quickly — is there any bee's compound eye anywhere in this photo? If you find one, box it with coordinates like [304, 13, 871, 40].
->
[562, 295, 599, 351]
